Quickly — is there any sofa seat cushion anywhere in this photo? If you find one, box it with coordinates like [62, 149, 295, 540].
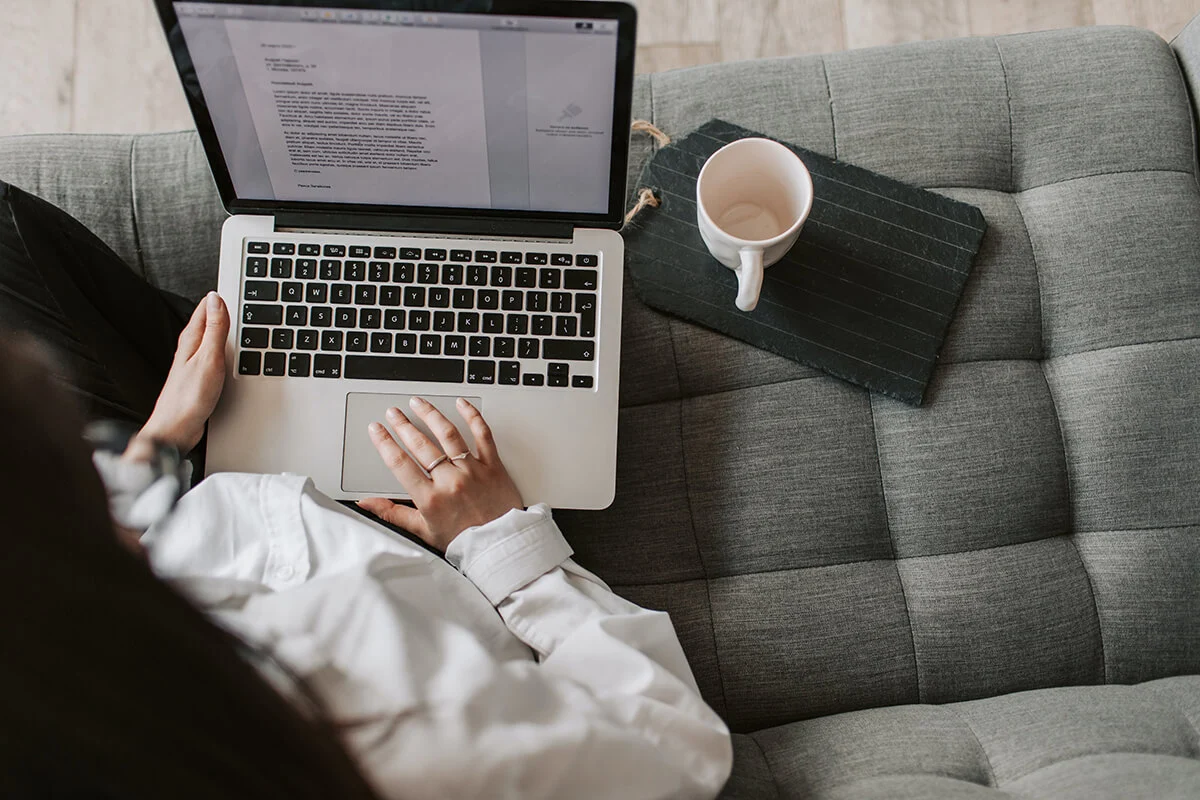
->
[720, 676, 1200, 798]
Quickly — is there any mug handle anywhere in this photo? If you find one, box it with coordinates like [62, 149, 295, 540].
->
[735, 248, 764, 312]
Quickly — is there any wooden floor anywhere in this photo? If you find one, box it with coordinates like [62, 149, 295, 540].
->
[2, 0, 1197, 136]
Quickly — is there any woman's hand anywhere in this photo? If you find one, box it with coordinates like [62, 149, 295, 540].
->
[357, 396, 524, 552]
[137, 292, 229, 453]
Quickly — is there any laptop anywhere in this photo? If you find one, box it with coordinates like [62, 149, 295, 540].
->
[155, 0, 637, 509]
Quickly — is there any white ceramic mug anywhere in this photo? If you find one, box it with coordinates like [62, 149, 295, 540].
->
[696, 138, 814, 311]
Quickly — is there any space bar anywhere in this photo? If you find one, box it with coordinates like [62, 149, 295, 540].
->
[344, 355, 465, 383]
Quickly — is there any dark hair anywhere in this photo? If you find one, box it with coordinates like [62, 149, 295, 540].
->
[0, 336, 382, 799]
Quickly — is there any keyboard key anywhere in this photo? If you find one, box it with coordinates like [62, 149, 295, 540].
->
[345, 261, 367, 281]
[369, 262, 390, 282]
[433, 311, 455, 332]
[523, 373, 545, 386]
[263, 352, 287, 376]
[418, 264, 439, 284]
[474, 250, 497, 263]
[243, 305, 283, 326]
[288, 353, 311, 377]
[467, 360, 495, 384]
[580, 308, 596, 338]
[296, 258, 317, 279]
[355, 285, 377, 305]
[551, 253, 573, 266]
[409, 310, 431, 330]
[349, 245, 371, 258]
[490, 266, 512, 287]
[466, 265, 488, 286]
[360, 309, 381, 329]
[270, 258, 293, 278]
[543, 339, 595, 361]
[311, 307, 332, 327]
[272, 242, 295, 255]
[532, 315, 553, 336]
[442, 264, 463, 285]
[238, 351, 261, 374]
[572, 375, 594, 389]
[555, 316, 578, 337]
[285, 306, 308, 326]
[457, 311, 480, 333]
[322, 331, 343, 351]
[519, 338, 539, 359]
[380, 286, 401, 306]
[247, 241, 269, 254]
[493, 337, 515, 358]
[564, 270, 597, 290]
[298, 243, 321, 256]
[384, 309, 406, 329]
[320, 260, 341, 280]
[404, 287, 426, 307]
[306, 283, 328, 303]
[453, 288, 475, 309]
[502, 290, 523, 311]
[551, 292, 571, 313]
[526, 252, 547, 265]
[424, 248, 447, 261]
[297, 329, 319, 350]
[313, 354, 342, 378]
[482, 313, 504, 334]
[347, 332, 368, 352]
[478, 289, 499, 310]
[576, 254, 599, 267]
[335, 308, 357, 328]
[539, 268, 561, 289]
[345, 355, 464, 383]
[444, 336, 466, 356]
[527, 291, 548, 312]
[499, 361, 520, 385]
[575, 293, 597, 313]
[371, 332, 392, 353]
[548, 363, 569, 387]
[399, 247, 421, 260]
[450, 249, 472, 262]
[244, 280, 278, 301]
[549, 363, 569, 378]
[374, 246, 397, 259]
[429, 287, 450, 308]
[323, 244, 346, 257]
[420, 334, 441, 355]
[331, 284, 352, 304]
[394, 262, 415, 283]
[282, 282, 303, 303]
[515, 268, 537, 288]
[272, 329, 294, 349]
[507, 314, 529, 335]
[394, 333, 417, 354]
[469, 336, 490, 357]
[500, 251, 523, 264]
[246, 257, 268, 277]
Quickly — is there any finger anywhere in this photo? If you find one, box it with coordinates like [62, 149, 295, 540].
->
[357, 497, 429, 537]
[455, 397, 498, 464]
[175, 296, 209, 360]
[368, 420, 429, 494]
[385, 406, 445, 473]
[197, 292, 230, 359]
[408, 397, 471, 461]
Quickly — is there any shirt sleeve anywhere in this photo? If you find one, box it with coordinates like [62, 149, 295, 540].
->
[434, 504, 733, 800]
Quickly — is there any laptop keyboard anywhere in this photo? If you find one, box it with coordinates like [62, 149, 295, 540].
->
[236, 239, 600, 389]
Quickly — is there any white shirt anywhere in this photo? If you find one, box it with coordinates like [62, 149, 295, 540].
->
[139, 473, 732, 799]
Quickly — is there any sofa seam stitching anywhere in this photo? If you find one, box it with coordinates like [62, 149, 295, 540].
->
[667, 318, 731, 719]
[994, 38, 1015, 192]
[127, 136, 147, 279]
[748, 731, 784, 800]
[929, 166, 1194, 193]
[820, 54, 838, 160]
[944, 706, 999, 787]
[869, 394, 921, 703]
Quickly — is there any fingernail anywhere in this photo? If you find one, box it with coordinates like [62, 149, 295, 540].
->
[385, 407, 402, 422]
[206, 291, 220, 313]
[456, 397, 467, 407]
[410, 396, 429, 409]
[369, 421, 385, 435]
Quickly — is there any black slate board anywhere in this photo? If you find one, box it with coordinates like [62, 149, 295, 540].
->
[623, 119, 987, 406]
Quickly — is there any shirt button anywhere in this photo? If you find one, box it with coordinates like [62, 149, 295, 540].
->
[276, 565, 294, 581]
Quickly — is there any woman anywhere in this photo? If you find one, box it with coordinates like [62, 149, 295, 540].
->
[0, 181, 732, 799]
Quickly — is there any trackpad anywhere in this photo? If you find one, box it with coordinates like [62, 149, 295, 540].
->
[342, 392, 482, 495]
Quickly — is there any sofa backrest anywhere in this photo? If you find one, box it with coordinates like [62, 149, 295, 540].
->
[1, 23, 1197, 736]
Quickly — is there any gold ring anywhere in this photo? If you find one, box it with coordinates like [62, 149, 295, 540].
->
[424, 454, 449, 472]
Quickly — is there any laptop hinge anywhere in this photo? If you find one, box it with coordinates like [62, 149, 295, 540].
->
[271, 210, 576, 241]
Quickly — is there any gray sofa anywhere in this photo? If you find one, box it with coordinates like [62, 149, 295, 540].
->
[3, 16, 1199, 800]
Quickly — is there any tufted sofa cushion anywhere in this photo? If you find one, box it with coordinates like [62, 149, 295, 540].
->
[0, 20, 1197, 800]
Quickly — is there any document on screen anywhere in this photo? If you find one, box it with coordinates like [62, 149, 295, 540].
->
[224, 19, 492, 207]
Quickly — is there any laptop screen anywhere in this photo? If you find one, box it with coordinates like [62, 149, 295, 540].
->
[171, 2, 624, 216]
